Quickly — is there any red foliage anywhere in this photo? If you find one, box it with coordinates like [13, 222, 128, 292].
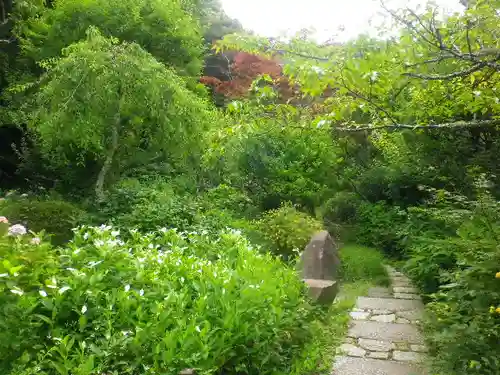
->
[201, 52, 289, 99]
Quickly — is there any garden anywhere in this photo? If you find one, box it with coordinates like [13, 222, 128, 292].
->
[1, 0, 500, 374]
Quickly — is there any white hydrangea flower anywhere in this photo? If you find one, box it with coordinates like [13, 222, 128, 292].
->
[8, 224, 27, 236]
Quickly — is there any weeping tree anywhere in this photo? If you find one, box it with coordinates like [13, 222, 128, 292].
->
[28, 27, 217, 200]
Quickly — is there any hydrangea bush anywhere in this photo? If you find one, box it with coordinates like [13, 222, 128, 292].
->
[0, 224, 314, 375]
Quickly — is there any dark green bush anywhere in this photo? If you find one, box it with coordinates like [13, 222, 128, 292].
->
[353, 201, 407, 257]
[217, 125, 341, 213]
[0, 196, 87, 244]
[256, 203, 323, 260]
[402, 194, 500, 374]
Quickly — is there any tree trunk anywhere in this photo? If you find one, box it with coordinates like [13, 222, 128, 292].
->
[95, 119, 119, 202]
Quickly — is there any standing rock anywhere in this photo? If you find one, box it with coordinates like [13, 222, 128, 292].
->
[301, 230, 340, 280]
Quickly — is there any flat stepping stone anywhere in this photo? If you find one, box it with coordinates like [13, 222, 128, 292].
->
[348, 321, 424, 344]
[333, 356, 427, 375]
[368, 287, 393, 298]
[397, 295, 421, 301]
[356, 297, 423, 312]
[358, 338, 395, 352]
[396, 310, 422, 321]
[393, 286, 419, 294]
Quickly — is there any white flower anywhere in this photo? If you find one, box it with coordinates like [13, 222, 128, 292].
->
[473, 90, 481, 97]
[180, 277, 185, 283]
[39, 290, 48, 297]
[124, 284, 130, 292]
[83, 232, 90, 240]
[0, 216, 8, 224]
[81, 305, 87, 314]
[94, 240, 105, 247]
[10, 288, 24, 296]
[47, 277, 57, 289]
[159, 227, 167, 233]
[139, 289, 144, 296]
[73, 248, 81, 255]
[30, 237, 41, 245]
[98, 224, 111, 232]
[8, 224, 27, 236]
[58, 286, 71, 294]
[111, 230, 120, 237]
[148, 244, 154, 249]
[370, 71, 379, 82]
[122, 330, 132, 336]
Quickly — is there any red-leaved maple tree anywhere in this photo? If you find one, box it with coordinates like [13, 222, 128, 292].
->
[201, 51, 292, 99]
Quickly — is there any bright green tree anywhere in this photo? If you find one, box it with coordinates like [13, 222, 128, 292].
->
[28, 27, 217, 200]
[19, 0, 204, 77]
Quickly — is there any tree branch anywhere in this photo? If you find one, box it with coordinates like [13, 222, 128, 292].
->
[272, 48, 330, 62]
[403, 63, 485, 80]
[335, 119, 500, 132]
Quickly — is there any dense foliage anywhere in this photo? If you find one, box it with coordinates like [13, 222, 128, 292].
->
[0, 226, 314, 374]
[2, 0, 500, 373]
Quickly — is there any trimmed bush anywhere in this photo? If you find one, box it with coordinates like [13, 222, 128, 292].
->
[0, 225, 315, 375]
[0, 196, 87, 244]
[257, 203, 323, 260]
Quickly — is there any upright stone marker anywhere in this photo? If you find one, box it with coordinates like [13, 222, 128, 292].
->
[301, 230, 340, 280]
[300, 230, 340, 304]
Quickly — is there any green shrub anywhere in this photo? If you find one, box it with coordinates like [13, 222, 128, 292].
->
[403, 194, 500, 374]
[354, 201, 407, 258]
[339, 245, 389, 286]
[257, 203, 323, 260]
[0, 197, 87, 244]
[216, 124, 341, 212]
[99, 179, 199, 232]
[0, 225, 315, 375]
[319, 192, 361, 225]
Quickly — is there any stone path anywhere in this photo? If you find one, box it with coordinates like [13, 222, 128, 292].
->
[332, 266, 427, 375]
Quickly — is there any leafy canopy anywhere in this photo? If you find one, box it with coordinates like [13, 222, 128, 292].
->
[29, 28, 217, 195]
[19, 0, 204, 76]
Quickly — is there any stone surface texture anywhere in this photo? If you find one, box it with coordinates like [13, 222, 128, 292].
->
[301, 230, 340, 280]
[304, 279, 338, 304]
[332, 266, 428, 375]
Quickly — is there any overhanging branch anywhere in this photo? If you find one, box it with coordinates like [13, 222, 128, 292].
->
[335, 119, 500, 132]
[403, 63, 485, 80]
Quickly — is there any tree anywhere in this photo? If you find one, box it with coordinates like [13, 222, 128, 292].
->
[201, 51, 296, 101]
[27, 28, 217, 200]
[19, 0, 205, 77]
[216, 0, 500, 130]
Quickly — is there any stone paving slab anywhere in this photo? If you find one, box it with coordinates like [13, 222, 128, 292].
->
[332, 266, 427, 374]
[348, 321, 424, 344]
[357, 297, 424, 312]
[333, 356, 427, 375]
[368, 287, 393, 298]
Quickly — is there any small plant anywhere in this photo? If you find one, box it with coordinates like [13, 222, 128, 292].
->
[256, 203, 323, 260]
[339, 244, 390, 286]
